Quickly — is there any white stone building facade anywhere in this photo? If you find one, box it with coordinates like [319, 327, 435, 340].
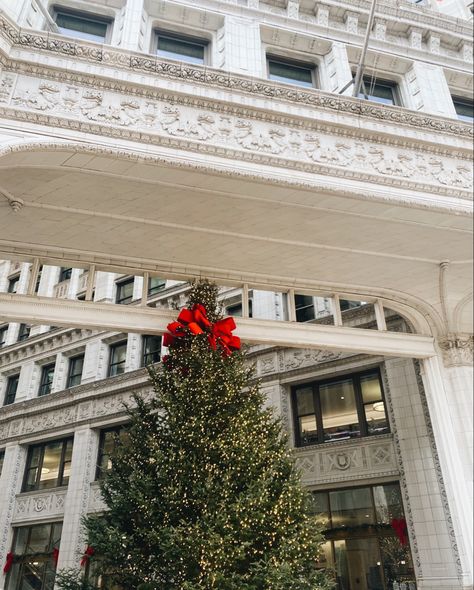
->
[0, 0, 472, 589]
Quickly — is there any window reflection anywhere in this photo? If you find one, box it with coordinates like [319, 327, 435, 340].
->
[320, 379, 360, 442]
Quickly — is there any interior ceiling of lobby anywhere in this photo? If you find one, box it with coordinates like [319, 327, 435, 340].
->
[0, 148, 472, 332]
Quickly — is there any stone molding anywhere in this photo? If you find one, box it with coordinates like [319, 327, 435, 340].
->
[294, 434, 398, 486]
[0, 69, 470, 190]
[0, 14, 471, 145]
[438, 334, 474, 367]
[0, 369, 152, 444]
[12, 489, 67, 523]
[88, 482, 106, 514]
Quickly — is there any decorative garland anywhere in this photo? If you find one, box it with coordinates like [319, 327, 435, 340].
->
[163, 304, 240, 357]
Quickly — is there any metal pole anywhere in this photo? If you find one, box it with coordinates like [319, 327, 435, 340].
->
[352, 0, 378, 98]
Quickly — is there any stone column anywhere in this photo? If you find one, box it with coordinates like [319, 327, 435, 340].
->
[56, 427, 100, 572]
[0, 443, 27, 589]
[420, 338, 473, 590]
[118, 0, 147, 52]
[407, 62, 456, 117]
[384, 357, 463, 589]
[220, 15, 263, 77]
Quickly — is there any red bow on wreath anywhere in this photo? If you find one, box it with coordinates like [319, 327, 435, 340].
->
[80, 546, 95, 567]
[163, 304, 240, 357]
[52, 547, 59, 566]
[391, 518, 408, 546]
[3, 552, 14, 574]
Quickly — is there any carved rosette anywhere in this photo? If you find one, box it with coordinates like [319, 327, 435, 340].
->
[438, 334, 474, 367]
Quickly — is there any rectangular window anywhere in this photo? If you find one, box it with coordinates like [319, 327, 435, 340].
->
[292, 370, 389, 446]
[115, 278, 134, 305]
[34, 265, 43, 294]
[0, 325, 7, 347]
[156, 31, 207, 65]
[55, 8, 110, 43]
[58, 267, 72, 282]
[67, 355, 84, 388]
[312, 483, 416, 589]
[295, 294, 315, 322]
[6, 522, 62, 590]
[108, 341, 127, 376]
[17, 324, 30, 342]
[96, 426, 127, 478]
[39, 363, 56, 397]
[358, 77, 399, 106]
[142, 335, 162, 366]
[268, 57, 315, 88]
[4, 374, 19, 406]
[23, 438, 73, 492]
[452, 97, 473, 122]
[8, 275, 20, 293]
[148, 277, 166, 296]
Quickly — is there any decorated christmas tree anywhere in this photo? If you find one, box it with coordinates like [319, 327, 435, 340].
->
[70, 281, 334, 589]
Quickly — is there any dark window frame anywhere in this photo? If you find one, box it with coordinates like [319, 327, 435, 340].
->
[0, 325, 7, 347]
[7, 521, 62, 590]
[358, 76, 401, 106]
[17, 324, 31, 342]
[142, 335, 162, 367]
[7, 275, 20, 293]
[22, 437, 73, 492]
[96, 426, 127, 479]
[155, 29, 209, 65]
[4, 374, 19, 406]
[58, 267, 72, 282]
[66, 354, 84, 388]
[108, 341, 127, 377]
[267, 55, 317, 88]
[452, 96, 474, 122]
[291, 368, 389, 447]
[38, 363, 56, 397]
[53, 5, 112, 43]
[115, 278, 134, 305]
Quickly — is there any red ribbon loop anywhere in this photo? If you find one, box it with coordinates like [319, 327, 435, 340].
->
[80, 546, 95, 567]
[3, 552, 14, 574]
[164, 304, 240, 357]
[391, 518, 408, 546]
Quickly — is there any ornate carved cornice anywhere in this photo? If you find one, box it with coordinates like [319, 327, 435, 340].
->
[438, 334, 474, 367]
[0, 13, 471, 143]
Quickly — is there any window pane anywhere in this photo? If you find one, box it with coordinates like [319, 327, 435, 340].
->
[334, 538, 384, 590]
[38, 442, 63, 489]
[269, 60, 313, 87]
[109, 342, 127, 376]
[453, 98, 473, 122]
[329, 487, 375, 528]
[158, 35, 205, 64]
[148, 277, 166, 295]
[316, 540, 333, 568]
[142, 336, 162, 366]
[311, 492, 330, 527]
[359, 79, 397, 105]
[68, 355, 84, 387]
[56, 12, 108, 42]
[361, 374, 389, 435]
[116, 280, 134, 304]
[98, 430, 119, 475]
[28, 524, 51, 552]
[296, 387, 314, 415]
[379, 536, 416, 588]
[320, 379, 360, 442]
[5, 375, 19, 405]
[374, 483, 405, 524]
[39, 364, 55, 396]
[8, 276, 19, 293]
[295, 294, 315, 322]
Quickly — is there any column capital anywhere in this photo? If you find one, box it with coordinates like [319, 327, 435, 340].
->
[438, 333, 474, 367]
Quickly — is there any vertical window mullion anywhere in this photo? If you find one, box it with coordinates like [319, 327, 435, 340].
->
[36, 446, 45, 490]
[314, 385, 324, 444]
[354, 376, 368, 437]
[58, 440, 67, 487]
[291, 388, 302, 447]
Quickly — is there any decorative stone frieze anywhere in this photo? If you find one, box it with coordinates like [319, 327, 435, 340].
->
[12, 489, 67, 523]
[88, 482, 106, 513]
[294, 434, 398, 486]
[438, 334, 474, 367]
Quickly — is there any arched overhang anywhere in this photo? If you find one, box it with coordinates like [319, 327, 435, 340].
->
[0, 140, 471, 339]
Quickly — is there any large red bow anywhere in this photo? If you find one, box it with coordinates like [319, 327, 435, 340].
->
[391, 518, 408, 546]
[3, 552, 14, 574]
[80, 546, 95, 567]
[163, 304, 240, 357]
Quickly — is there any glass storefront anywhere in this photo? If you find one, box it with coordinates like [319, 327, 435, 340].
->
[313, 483, 416, 590]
